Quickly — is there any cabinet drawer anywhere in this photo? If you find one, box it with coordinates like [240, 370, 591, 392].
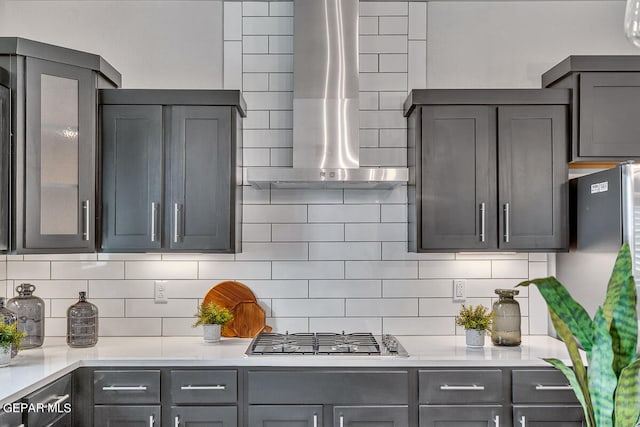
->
[248, 370, 409, 405]
[94, 405, 160, 427]
[93, 370, 160, 404]
[419, 370, 503, 404]
[25, 374, 72, 427]
[0, 410, 23, 427]
[512, 369, 579, 403]
[170, 370, 237, 404]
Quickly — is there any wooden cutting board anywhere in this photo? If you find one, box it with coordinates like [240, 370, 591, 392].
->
[203, 281, 271, 338]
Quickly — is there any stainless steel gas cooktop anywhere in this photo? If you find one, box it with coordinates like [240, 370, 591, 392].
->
[245, 332, 409, 357]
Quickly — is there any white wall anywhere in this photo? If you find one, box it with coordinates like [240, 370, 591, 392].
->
[427, 1, 640, 88]
[0, 0, 224, 88]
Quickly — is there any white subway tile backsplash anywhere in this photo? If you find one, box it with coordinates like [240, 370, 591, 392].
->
[243, 2, 269, 17]
[344, 187, 407, 204]
[223, 41, 242, 89]
[244, 54, 293, 73]
[491, 260, 529, 278]
[244, 149, 270, 167]
[97, 253, 162, 261]
[23, 280, 87, 298]
[199, 261, 272, 280]
[267, 317, 309, 333]
[360, 73, 407, 93]
[309, 317, 382, 335]
[383, 279, 452, 298]
[360, 92, 379, 110]
[455, 253, 529, 260]
[360, 110, 406, 128]
[125, 261, 198, 280]
[244, 205, 307, 223]
[359, 2, 408, 17]
[271, 189, 343, 205]
[309, 205, 380, 223]
[347, 298, 417, 317]
[268, 36, 293, 54]
[224, 2, 242, 41]
[464, 279, 529, 298]
[359, 129, 379, 147]
[269, 2, 293, 17]
[242, 224, 272, 242]
[270, 148, 293, 166]
[379, 54, 408, 73]
[379, 92, 407, 110]
[360, 148, 407, 167]
[309, 242, 381, 261]
[44, 318, 66, 337]
[126, 299, 198, 318]
[24, 254, 97, 261]
[243, 186, 271, 204]
[381, 205, 407, 223]
[419, 298, 492, 317]
[360, 16, 379, 35]
[243, 17, 293, 35]
[345, 223, 407, 242]
[163, 318, 201, 336]
[51, 262, 124, 280]
[244, 129, 292, 148]
[528, 261, 548, 279]
[346, 261, 417, 279]
[379, 17, 408, 35]
[272, 261, 344, 279]
[384, 317, 455, 335]
[243, 280, 308, 299]
[268, 73, 293, 92]
[408, 2, 428, 40]
[243, 74, 269, 92]
[379, 129, 407, 148]
[408, 40, 427, 90]
[51, 298, 124, 318]
[360, 54, 379, 73]
[101, 318, 161, 336]
[160, 254, 235, 261]
[269, 110, 293, 128]
[309, 280, 381, 298]
[236, 242, 309, 261]
[529, 253, 548, 262]
[7, 261, 50, 280]
[271, 298, 344, 317]
[360, 36, 408, 54]
[272, 224, 344, 242]
[243, 91, 293, 110]
[419, 260, 492, 279]
[382, 243, 455, 261]
[88, 280, 154, 299]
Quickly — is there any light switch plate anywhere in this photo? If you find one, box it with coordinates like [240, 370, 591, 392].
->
[154, 280, 168, 304]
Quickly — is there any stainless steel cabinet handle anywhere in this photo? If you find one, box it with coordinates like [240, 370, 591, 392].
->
[503, 203, 510, 243]
[440, 384, 485, 391]
[149, 415, 155, 427]
[102, 385, 148, 391]
[535, 384, 573, 391]
[494, 415, 500, 427]
[173, 203, 181, 243]
[150, 202, 158, 242]
[83, 200, 90, 241]
[520, 415, 526, 427]
[313, 413, 318, 427]
[180, 385, 226, 390]
[46, 394, 70, 406]
[339, 414, 344, 427]
[174, 416, 180, 427]
[479, 202, 486, 242]
[16, 424, 25, 427]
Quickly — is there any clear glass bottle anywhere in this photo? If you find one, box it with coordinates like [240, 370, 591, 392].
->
[7, 283, 45, 349]
[67, 291, 98, 348]
[0, 297, 18, 357]
[491, 288, 521, 346]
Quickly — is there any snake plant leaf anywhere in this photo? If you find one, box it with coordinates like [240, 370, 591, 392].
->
[589, 308, 617, 427]
[518, 276, 594, 352]
[544, 357, 594, 427]
[614, 357, 640, 427]
[602, 243, 638, 376]
[548, 309, 595, 427]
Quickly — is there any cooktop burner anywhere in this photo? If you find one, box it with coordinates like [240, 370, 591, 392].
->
[246, 332, 408, 357]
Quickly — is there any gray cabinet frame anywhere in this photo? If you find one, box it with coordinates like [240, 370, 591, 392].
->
[0, 75, 9, 251]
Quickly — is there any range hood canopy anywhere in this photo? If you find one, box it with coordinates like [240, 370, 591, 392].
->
[247, 0, 408, 189]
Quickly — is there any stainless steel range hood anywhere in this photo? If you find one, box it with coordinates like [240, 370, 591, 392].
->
[247, 0, 408, 189]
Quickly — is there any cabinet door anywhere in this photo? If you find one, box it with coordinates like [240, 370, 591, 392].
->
[579, 72, 640, 158]
[94, 405, 160, 427]
[334, 406, 408, 426]
[171, 406, 237, 427]
[419, 405, 502, 427]
[0, 409, 23, 427]
[24, 57, 95, 251]
[248, 405, 322, 427]
[498, 105, 568, 250]
[513, 406, 585, 427]
[420, 106, 496, 250]
[101, 105, 163, 251]
[168, 106, 232, 251]
[0, 83, 8, 251]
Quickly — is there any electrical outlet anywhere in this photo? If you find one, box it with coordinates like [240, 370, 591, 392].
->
[453, 279, 466, 301]
[154, 280, 168, 304]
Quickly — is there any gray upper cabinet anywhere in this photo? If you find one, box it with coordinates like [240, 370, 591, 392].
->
[405, 89, 569, 252]
[0, 37, 121, 253]
[99, 90, 246, 253]
[542, 56, 640, 162]
[0, 69, 9, 252]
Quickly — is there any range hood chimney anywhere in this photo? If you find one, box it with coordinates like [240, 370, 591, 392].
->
[247, 0, 408, 189]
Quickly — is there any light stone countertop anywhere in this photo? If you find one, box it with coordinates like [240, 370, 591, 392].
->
[0, 335, 575, 406]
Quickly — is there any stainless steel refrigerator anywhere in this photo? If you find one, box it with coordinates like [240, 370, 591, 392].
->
[555, 163, 640, 322]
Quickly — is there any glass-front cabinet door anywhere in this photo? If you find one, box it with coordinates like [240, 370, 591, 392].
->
[23, 57, 95, 251]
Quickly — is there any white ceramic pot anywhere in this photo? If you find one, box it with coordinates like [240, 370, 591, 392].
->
[203, 324, 221, 343]
[0, 346, 10, 367]
[465, 329, 485, 348]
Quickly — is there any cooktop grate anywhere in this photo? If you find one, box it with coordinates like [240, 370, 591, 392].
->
[246, 332, 397, 356]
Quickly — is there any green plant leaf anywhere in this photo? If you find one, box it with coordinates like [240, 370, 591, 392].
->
[544, 357, 594, 427]
[518, 277, 593, 352]
[614, 357, 640, 427]
[548, 309, 595, 427]
[589, 308, 617, 427]
[602, 243, 638, 376]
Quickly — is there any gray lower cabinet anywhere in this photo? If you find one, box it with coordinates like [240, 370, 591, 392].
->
[0, 37, 121, 253]
[24, 374, 72, 427]
[513, 406, 586, 427]
[0, 70, 9, 252]
[94, 405, 160, 427]
[542, 57, 640, 161]
[100, 90, 246, 253]
[171, 406, 237, 427]
[405, 89, 569, 252]
[0, 409, 23, 427]
[419, 405, 503, 427]
[248, 405, 322, 427]
[334, 406, 408, 426]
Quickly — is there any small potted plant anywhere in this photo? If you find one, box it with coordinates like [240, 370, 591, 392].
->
[193, 302, 233, 343]
[455, 304, 494, 348]
[0, 320, 25, 367]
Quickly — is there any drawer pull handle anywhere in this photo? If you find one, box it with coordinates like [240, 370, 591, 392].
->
[102, 385, 148, 391]
[313, 413, 318, 427]
[479, 202, 486, 242]
[174, 415, 180, 427]
[180, 385, 226, 390]
[149, 415, 155, 427]
[494, 415, 500, 427]
[43, 394, 70, 407]
[339, 414, 344, 427]
[520, 415, 526, 426]
[440, 384, 485, 391]
[535, 384, 573, 391]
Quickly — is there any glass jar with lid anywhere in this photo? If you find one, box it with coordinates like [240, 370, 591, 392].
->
[491, 288, 521, 346]
[0, 297, 18, 357]
[7, 283, 45, 349]
[67, 291, 98, 348]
